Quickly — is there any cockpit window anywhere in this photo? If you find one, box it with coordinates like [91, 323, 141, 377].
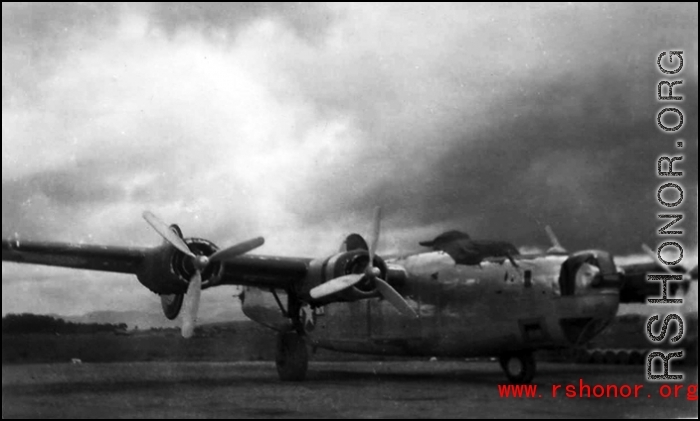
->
[559, 251, 615, 295]
[559, 253, 598, 296]
[575, 261, 600, 290]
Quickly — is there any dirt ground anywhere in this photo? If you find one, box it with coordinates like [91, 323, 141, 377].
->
[2, 361, 698, 418]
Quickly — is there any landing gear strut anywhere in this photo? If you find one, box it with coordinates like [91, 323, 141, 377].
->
[276, 331, 308, 381]
[499, 352, 536, 383]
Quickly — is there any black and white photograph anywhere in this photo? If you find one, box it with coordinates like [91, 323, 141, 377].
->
[2, 2, 698, 418]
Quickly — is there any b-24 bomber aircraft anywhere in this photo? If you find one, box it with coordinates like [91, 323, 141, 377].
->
[2, 208, 694, 383]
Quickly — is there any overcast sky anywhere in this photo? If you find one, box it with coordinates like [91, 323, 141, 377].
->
[2, 3, 697, 317]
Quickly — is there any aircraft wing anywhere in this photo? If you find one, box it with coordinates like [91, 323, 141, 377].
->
[1, 208, 418, 336]
[214, 254, 311, 289]
[2, 238, 310, 290]
[2, 239, 148, 274]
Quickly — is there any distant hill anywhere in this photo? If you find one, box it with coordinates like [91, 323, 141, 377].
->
[58, 306, 247, 330]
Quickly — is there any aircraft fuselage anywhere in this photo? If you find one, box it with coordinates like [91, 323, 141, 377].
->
[241, 251, 620, 358]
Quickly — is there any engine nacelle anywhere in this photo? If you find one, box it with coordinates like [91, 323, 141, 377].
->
[619, 268, 689, 303]
[136, 228, 222, 296]
[303, 249, 388, 302]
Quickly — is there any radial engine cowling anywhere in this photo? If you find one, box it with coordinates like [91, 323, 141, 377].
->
[136, 228, 222, 295]
[304, 249, 389, 302]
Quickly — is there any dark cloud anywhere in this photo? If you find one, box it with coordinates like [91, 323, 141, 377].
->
[276, 4, 698, 255]
[2, 3, 121, 106]
[2, 3, 335, 109]
[293, 67, 698, 254]
[6, 169, 125, 206]
[147, 2, 336, 41]
[2, 3, 698, 316]
[412, 73, 697, 254]
[1, 2, 119, 53]
[2, 166, 124, 239]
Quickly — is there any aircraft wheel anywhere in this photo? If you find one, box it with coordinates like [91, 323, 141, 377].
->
[499, 353, 536, 384]
[276, 331, 308, 382]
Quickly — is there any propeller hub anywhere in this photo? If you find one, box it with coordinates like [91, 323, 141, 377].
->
[194, 255, 209, 271]
[367, 266, 381, 278]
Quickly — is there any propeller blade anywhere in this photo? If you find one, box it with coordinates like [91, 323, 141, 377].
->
[641, 243, 657, 263]
[641, 243, 677, 276]
[368, 206, 382, 265]
[374, 278, 418, 318]
[143, 211, 195, 258]
[181, 270, 202, 338]
[309, 274, 364, 299]
[209, 237, 265, 263]
[545, 225, 567, 254]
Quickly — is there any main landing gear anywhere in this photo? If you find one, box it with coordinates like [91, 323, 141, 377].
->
[273, 292, 311, 381]
[276, 331, 308, 382]
[499, 352, 536, 384]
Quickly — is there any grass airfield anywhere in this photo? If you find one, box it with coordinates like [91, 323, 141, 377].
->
[3, 361, 698, 418]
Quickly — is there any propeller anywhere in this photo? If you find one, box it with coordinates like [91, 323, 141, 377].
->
[143, 211, 264, 338]
[309, 207, 418, 318]
[181, 270, 201, 338]
[308, 273, 364, 298]
[545, 225, 567, 255]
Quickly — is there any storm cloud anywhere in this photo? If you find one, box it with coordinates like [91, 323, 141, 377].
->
[2, 3, 697, 316]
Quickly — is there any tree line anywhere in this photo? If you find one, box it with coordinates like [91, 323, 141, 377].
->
[2, 313, 127, 334]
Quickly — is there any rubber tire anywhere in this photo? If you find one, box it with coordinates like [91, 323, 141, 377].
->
[276, 331, 308, 382]
[499, 353, 536, 384]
